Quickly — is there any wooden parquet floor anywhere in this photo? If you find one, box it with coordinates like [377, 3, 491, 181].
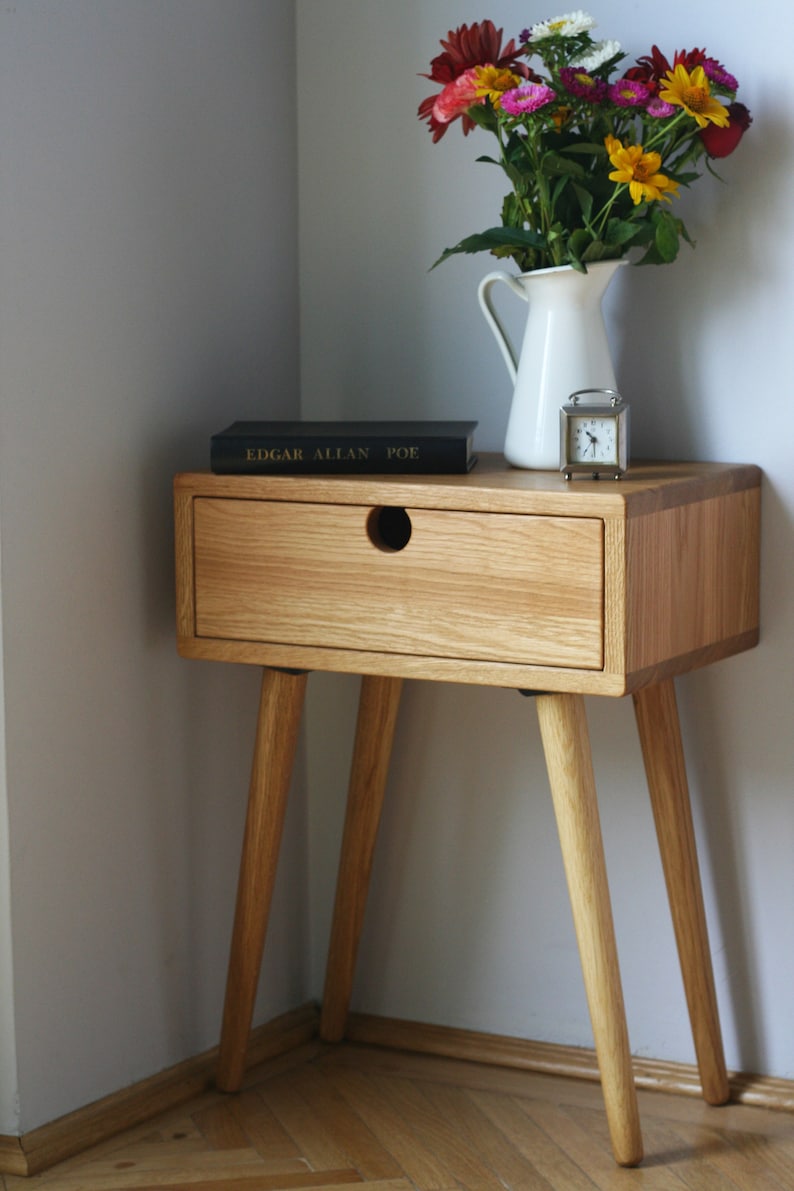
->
[3, 1042, 794, 1191]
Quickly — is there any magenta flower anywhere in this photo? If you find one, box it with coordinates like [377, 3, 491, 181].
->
[501, 82, 556, 116]
[703, 58, 738, 91]
[559, 66, 608, 102]
[646, 96, 677, 118]
[609, 78, 651, 107]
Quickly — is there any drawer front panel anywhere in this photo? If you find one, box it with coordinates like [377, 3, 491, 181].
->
[192, 499, 604, 669]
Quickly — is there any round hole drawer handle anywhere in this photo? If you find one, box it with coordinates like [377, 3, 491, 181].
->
[367, 506, 412, 552]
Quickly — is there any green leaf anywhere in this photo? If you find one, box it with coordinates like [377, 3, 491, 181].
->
[653, 209, 681, 262]
[604, 217, 641, 248]
[510, 170, 533, 197]
[504, 129, 528, 154]
[560, 142, 607, 156]
[623, 219, 656, 246]
[494, 150, 533, 195]
[581, 239, 607, 262]
[501, 192, 521, 224]
[567, 228, 593, 260]
[467, 104, 498, 132]
[678, 218, 696, 247]
[551, 174, 571, 207]
[635, 243, 666, 265]
[635, 210, 695, 265]
[572, 183, 593, 222]
[541, 151, 587, 179]
[430, 226, 547, 270]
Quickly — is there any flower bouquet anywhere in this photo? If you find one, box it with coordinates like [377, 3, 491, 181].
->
[419, 11, 751, 273]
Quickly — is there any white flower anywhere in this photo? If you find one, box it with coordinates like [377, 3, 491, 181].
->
[572, 39, 622, 71]
[529, 11, 595, 41]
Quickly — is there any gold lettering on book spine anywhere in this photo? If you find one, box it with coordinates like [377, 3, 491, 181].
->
[245, 446, 304, 462]
[312, 446, 370, 461]
[239, 442, 431, 464]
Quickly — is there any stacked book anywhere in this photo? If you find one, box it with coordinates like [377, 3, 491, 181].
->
[210, 420, 478, 475]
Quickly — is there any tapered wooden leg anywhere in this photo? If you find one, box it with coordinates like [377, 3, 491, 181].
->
[536, 692, 643, 1167]
[633, 679, 730, 1106]
[216, 667, 308, 1092]
[320, 674, 404, 1042]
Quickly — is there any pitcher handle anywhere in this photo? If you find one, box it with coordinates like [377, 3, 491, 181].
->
[477, 270, 528, 386]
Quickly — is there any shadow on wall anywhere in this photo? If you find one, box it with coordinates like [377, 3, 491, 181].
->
[607, 107, 774, 464]
[677, 475, 794, 1076]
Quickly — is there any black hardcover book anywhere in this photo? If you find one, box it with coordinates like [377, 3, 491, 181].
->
[210, 420, 478, 475]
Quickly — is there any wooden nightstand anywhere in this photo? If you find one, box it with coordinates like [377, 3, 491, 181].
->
[174, 457, 760, 1167]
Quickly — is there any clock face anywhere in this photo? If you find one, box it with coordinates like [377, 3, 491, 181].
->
[567, 415, 620, 465]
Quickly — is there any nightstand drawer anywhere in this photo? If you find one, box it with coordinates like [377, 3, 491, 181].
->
[192, 498, 604, 669]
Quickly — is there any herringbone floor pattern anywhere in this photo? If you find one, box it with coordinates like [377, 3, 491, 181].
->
[3, 1043, 794, 1190]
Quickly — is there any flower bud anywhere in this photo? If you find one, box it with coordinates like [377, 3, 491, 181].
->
[700, 102, 752, 157]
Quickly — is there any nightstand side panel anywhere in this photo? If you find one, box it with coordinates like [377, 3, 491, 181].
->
[624, 486, 760, 682]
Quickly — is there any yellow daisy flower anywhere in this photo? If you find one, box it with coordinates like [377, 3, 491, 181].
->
[658, 64, 730, 128]
[605, 136, 680, 205]
[474, 65, 522, 109]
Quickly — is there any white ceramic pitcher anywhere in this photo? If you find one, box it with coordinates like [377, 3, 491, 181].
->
[478, 259, 626, 470]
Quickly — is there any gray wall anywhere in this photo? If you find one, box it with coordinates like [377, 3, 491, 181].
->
[299, 0, 794, 1083]
[0, 0, 305, 1133]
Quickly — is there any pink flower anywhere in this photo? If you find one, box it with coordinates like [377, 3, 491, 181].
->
[609, 78, 651, 107]
[432, 68, 483, 125]
[646, 97, 677, 118]
[501, 82, 557, 116]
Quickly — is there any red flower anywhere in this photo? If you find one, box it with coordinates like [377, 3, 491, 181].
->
[418, 20, 531, 141]
[700, 102, 752, 158]
[626, 45, 707, 96]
